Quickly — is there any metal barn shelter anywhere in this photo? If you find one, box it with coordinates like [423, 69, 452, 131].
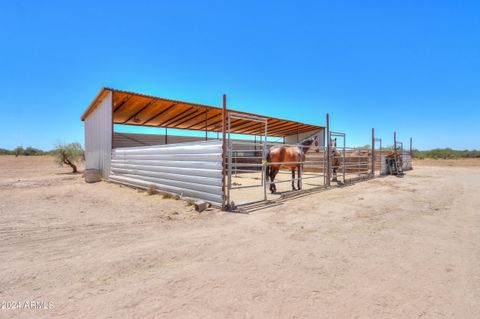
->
[81, 88, 325, 208]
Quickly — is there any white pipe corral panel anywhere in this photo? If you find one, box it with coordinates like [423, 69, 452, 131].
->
[110, 140, 224, 206]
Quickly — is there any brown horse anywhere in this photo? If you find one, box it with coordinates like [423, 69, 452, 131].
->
[266, 135, 319, 193]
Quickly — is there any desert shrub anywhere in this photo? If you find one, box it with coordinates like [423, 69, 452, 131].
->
[3, 146, 46, 156]
[0, 148, 12, 155]
[23, 146, 45, 156]
[52, 142, 84, 173]
[412, 148, 480, 159]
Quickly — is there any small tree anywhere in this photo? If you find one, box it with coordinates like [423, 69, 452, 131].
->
[53, 142, 84, 173]
[14, 146, 24, 157]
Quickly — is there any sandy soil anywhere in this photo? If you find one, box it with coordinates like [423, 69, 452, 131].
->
[1, 155, 479, 318]
[414, 158, 480, 167]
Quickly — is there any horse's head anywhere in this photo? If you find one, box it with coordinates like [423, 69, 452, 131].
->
[300, 135, 320, 153]
[330, 138, 337, 151]
[313, 135, 320, 153]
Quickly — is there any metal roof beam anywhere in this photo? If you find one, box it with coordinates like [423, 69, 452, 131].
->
[122, 98, 157, 123]
[141, 103, 177, 125]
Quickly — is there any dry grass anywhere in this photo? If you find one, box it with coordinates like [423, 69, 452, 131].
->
[146, 184, 157, 195]
[414, 158, 480, 167]
[158, 191, 181, 200]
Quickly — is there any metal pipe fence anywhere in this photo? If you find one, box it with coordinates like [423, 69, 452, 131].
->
[224, 111, 412, 210]
[226, 114, 328, 208]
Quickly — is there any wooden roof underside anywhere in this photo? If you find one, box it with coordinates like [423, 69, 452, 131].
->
[81, 88, 323, 137]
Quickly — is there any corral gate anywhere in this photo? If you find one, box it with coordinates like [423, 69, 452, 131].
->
[395, 140, 413, 171]
[226, 111, 327, 210]
[226, 112, 268, 207]
[328, 131, 346, 184]
[328, 130, 376, 183]
[373, 137, 383, 176]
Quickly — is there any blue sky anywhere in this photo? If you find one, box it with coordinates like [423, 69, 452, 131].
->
[0, 1, 478, 150]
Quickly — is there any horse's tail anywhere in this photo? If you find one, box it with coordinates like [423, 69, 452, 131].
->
[265, 151, 271, 182]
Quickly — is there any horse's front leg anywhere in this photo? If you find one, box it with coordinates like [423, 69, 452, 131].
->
[332, 167, 337, 182]
[291, 169, 296, 190]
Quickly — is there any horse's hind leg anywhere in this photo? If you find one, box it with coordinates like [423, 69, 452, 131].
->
[291, 169, 296, 190]
[297, 164, 302, 190]
[271, 168, 279, 193]
[269, 168, 275, 193]
[269, 170, 274, 193]
[332, 167, 337, 182]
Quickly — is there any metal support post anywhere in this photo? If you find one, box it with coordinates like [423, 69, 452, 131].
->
[371, 128, 375, 176]
[326, 113, 331, 187]
[221, 94, 227, 210]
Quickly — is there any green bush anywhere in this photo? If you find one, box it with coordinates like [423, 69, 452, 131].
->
[0, 148, 12, 155]
[0, 146, 46, 156]
[23, 146, 45, 156]
[413, 148, 480, 159]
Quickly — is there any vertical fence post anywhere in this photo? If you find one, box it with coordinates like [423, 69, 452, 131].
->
[379, 138, 383, 175]
[227, 113, 232, 207]
[342, 133, 346, 184]
[394, 131, 397, 151]
[221, 94, 227, 210]
[371, 128, 375, 176]
[326, 113, 331, 187]
[263, 118, 268, 201]
[410, 137, 413, 170]
[410, 137, 413, 157]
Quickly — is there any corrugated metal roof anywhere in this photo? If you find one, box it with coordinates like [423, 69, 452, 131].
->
[81, 88, 324, 137]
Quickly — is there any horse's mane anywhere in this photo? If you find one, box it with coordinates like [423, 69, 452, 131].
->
[300, 137, 314, 146]
[300, 133, 318, 146]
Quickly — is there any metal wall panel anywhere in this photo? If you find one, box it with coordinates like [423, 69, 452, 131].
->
[402, 154, 413, 170]
[113, 132, 258, 151]
[380, 154, 388, 175]
[84, 91, 112, 178]
[113, 132, 203, 148]
[109, 140, 223, 206]
[380, 154, 412, 174]
[284, 129, 325, 146]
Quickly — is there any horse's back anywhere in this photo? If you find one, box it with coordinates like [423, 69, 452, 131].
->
[269, 145, 302, 168]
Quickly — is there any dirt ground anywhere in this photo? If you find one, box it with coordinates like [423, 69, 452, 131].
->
[413, 157, 480, 167]
[1, 155, 479, 318]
